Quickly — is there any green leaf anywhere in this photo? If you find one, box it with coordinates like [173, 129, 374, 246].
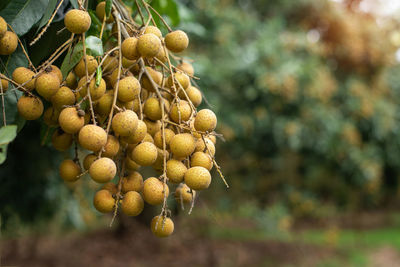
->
[88, 9, 102, 27]
[36, 0, 58, 34]
[0, 144, 9, 164]
[70, 0, 79, 9]
[60, 43, 83, 78]
[85, 36, 103, 56]
[105, 0, 113, 18]
[0, 125, 17, 145]
[96, 66, 102, 87]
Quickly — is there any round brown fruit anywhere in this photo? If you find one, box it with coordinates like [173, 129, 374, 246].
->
[78, 124, 107, 152]
[122, 171, 143, 193]
[102, 135, 120, 158]
[165, 30, 189, 53]
[177, 62, 194, 76]
[137, 33, 161, 58]
[102, 182, 118, 195]
[142, 177, 169, 205]
[151, 216, 174, 237]
[144, 119, 161, 136]
[95, 90, 113, 115]
[116, 76, 140, 102]
[121, 37, 139, 60]
[143, 97, 162, 121]
[52, 129, 73, 151]
[0, 78, 8, 92]
[78, 77, 106, 101]
[51, 86, 75, 108]
[166, 159, 187, 184]
[64, 9, 91, 34]
[12, 67, 36, 91]
[93, 189, 115, 213]
[194, 109, 217, 132]
[167, 72, 190, 90]
[121, 119, 147, 144]
[144, 26, 162, 39]
[74, 55, 98, 78]
[175, 184, 195, 204]
[59, 107, 84, 134]
[59, 159, 81, 182]
[112, 110, 138, 136]
[0, 16, 6, 38]
[65, 71, 77, 89]
[154, 128, 175, 150]
[191, 151, 213, 171]
[170, 100, 192, 123]
[152, 149, 169, 172]
[89, 157, 116, 183]
[185, 86, 202, 107]
[121, 191, 144, 216]
[131, 142, 158, 166]
[141, 67, 162, 92]
[125, 156, 141, 171]
[0, 31, 18, 55]
[17, 95, 43, 120]
[35, 72, 60, 99]
[184, 166, 211, 190]
[96, 1, 114, 23]
[170, 133, 195, 159]
[83, 153, 97, 170]
[195, 137, 215, 156]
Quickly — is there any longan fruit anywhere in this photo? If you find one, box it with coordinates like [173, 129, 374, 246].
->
[122, 57, 139, 71]
[0, 31, 18, 55]
[121, 37, 139, 60]
[143, 133, 154, 143]
[59, 159, 81, 182]
[144, 118, 161, 136]
[49, 65, 63, 82]
[51, 86, 75, 108]
[125, 156, 141, 171]
[209, 135, 217, 144]
[165, 30, 189, 53]
[103, 135, 120, 158]
[166, 159, 187, 184]
[137, 33, 161, 58]
[64, 9, 91, 34]
[167, 72, 190, 90]
[185, 86, 202, 107]
[65, 71, 77, 89]
[175, 184, 195, 204]
[93, 189, 115, 213]
[0, 17, 6, 38]
[112, 110, 138, 136]
[191, 151, 213, 171]
[144, 26, 162, 39]
[177, 62, 194, 76]
[0, 78, 8, 92]
[154, 128, 175, 149]
[95, 90, 113, 115]
[59, 107, 84, 134]
[170, 133, 195, 159]
[17, 95, 43, 120]
[103, 55, 118, 72]
[78, 124, 107, 152]
[89, 157, 116, 183]
[78, 77, 106, 101]
[102, 182, 118, 195]
[155, 46, 167, 63]
[117, 76, 140, 102]
[143, 177, 169, 205]
[142, 67, 163, 92]
[144, 97, 162, 121]
[96, 1, 114, 23]
[12, 67, 36, 91]
[122, 171, 143, 193]
[74, 55, 98, 78]
[43, 106, 60, 126]
[121, 119, 147, 144]
[131, 142, 158, 166]
[36, 72, 60, 100]
[195, 137, 215, 156]
[170, 100, 192, 123]
[83, 153, 97, 170]
[52, 129, 73, 151]
[152, 149, 169, 172]
[185, 166, 211, 190]
[151, 216, 174, 237]
[121, 191, 144, 216]
[194, 109, 217, 132]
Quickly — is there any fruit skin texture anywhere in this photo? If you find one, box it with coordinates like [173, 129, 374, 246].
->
[165, 30, 189, 53]
[78, 77, 106, 100]
[96, 1, 114, 23]
[154, 128, 175, 149]
[0, 78, 8, 92]
[78, 124, 107, 152]
[170, 133, 195, 159]
[65, 71, 77, 89]
[194, 109, 217, 132]
[122, 171, 143, 193]
[121, 119, 147, 144]
[117, 76, 141, 102]
[89, 157, 117, 183]
[83, 153, 97, 170]
[195, 137, 216, 156]
[151, 216, 174, 237]
[167, 72, 190, 90]
[74, 55, 98, 78]
[93, 189, 115, 213]
[103, 135, 120, 158]
[64, 9, 91, 34]
[166, 159, 187, 184]
[0, 16, 6, 38]
[0, 31, 18, 55]
[121, 37, 139, 60]
[142, 67, 162, 92]
[143, 177, 169, 205]
[185, 86, 202, 107]
[177, 62, 194, 76]
[59, 107, 84, 134]
[103, 182, 118, 195]
[170, 100, 192, 123]
[137, 33, 161, 58]
[59, 159, 81, 182]
[17, 96, 43, 120]
[51, 86, 75, 108]
[131, 142, 158, 166]
[184, 166, 212, 190]
[35, 72, 60, 99]
[191, 151, 213, 171]
[144, 97, 162, 121]
[175, 184, 194, 204]
[144, 119, 161, 136]
[52, 130, 73, 151]
[112, 110, 138, 136]
[144, 26, 162, 39]
[125, 156, 141, 171]
[121, 191, 144, 216]
[12, 67, 36, 91]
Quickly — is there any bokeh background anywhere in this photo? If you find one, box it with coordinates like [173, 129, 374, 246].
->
[3, 0, 400, 266]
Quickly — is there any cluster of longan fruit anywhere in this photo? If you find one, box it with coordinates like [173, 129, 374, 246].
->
[4, 2, 221, 238]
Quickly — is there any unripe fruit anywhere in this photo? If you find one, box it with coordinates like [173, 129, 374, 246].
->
[144, 97, 162, 121]
[121, 37, 139, 60]
[64, 9, 91, 34]
[131, 142, 158, 166]
[49, 65, 63, 82]
[154, 128, 175, 149]
[170, 100, 192, 123]
[74, 55, 98, 78]
[78, 124, 107, 152]
[59, 159, 81, 182]
[177, 62, 194, 76]
[137, 33, 161, 58]
[103, 135, 120, 158]
[165, 30, 189, 53]
[125, 156, 141, 171]
[143, 177, 169, 205]
[167, 72, 190, 90]
[83, 153, 97, 170]
[96, 1, 114, 23]
[170, 133, 195, 159]
[103, 182, 118, 195]
[194, 109, 217, 132]
[0, 78, 8, 92]
[12, 67, 36, 91]
[144, 26, 162, 39]
[93, 189, 115, 213]
[191, 152, 213, 171]
[0, 17, 6, 38]
[142, 67, 162, 92]
[151, 216, 174, 237]
[52, 129, 73, 151]
[117, 76, 140, 102]
[121, 191, 144, 216]
[51, 86, 75, 108]
[122, 171, 143, 193]
[166, 159, 187, 184]
[96, 90, 113, 115]
[175, 184, 195, 204]
[195, 137, 215, 156]
[185, 86, 202, 107]
[112, 110, 138, 136]
[59, 107, 84, 134]
[43, 106, 60, 126]
[78, 77, 106, 100]
[89, 157, 116, 183]
[17, 95, 43, 120]
[185, 166, 211, 190]
[144, 119, 161, 136]
[35, 72, 60, 99]
[0, 31, 18, 55]
[121, 119, 147, 144]
[65, 71, 77, 89]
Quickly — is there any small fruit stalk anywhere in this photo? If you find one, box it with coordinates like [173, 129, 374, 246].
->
[2, 0, 228, 238]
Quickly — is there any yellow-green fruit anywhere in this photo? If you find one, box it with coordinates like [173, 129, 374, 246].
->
[59, 159, 81, 182]
[112, 110, 138, 137]
[125, 156, 141, 171]
[122, 171, 143, 193]
[170, 100, 192, 123]
[65, 71, 77, 89]
[152, 149, 169, 171]
[52, 129, 73, 151]
[35, 72, 60, 99]
[170, 133, 195, 159]
[155, 46, 167, 63]
[0, 78, 8, 92]
[165, 30, 189, 53]
[137, 33, 161, 58]
[121, 119, 147, 144]
[143, 177, 169, 205]
[51, 86, 75, 108]
[166, 159, 187, 184]
[43, 106, 60, 126]
[121, 191, 144, 216]
[103, 55, 118, 72]
[83, 153, 97, 170]
[103, 135, 120, 158]
[144, 26, 162, 38]
[167, 72, 190, 90]
[74, 55, 98, 78]
[64, 9, 91, 34]
[12, 67, 36, 91]
[78, 124, 107, 152]
[103, 182, 118, 195]
[191, 152, 213, 171]
[117, 76, 140, 102]
[0, 31, 17, 55]
[195, 137, 215, 156]
[175, 184, 194, 204]
[17, 96, 43, 120]
[185, 86, 202, 107]
[59, 107, 84, 134]
[0, 17, 6, 38]
[151, 216, 174, 237]
[96, 1, 114, 23]
[121, 37, 139, 60]
[185, 166, 211, 190]
[78, 77, 106, 101]
[93, 189, 115, 213]
[144, 97, 162, 121]
[89, 157, 116, 183]
[194, 109, 217, 132]
[154, 128, 175, 149]
[177, 62, 194, 76]
[144, 118, 161, 136]
[142, 67, 162, 92]
[131, 142, 158, 166]
[143, 133, 154, 143]
[95, 90, 113, 115]
[122, 57, 138, 70]
[49, 65, 63, 82]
